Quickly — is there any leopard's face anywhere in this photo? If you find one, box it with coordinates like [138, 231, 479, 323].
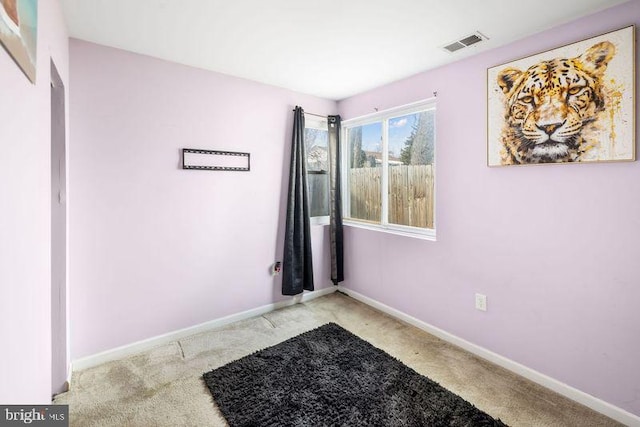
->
[497, 41, 615, 164]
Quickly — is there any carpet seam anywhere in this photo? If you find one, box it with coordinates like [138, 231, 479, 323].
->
[176, 341, 185, 360]
[261, 315, 277, 329]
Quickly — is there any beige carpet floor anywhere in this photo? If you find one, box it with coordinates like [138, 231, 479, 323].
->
[54, 292, 621, 426]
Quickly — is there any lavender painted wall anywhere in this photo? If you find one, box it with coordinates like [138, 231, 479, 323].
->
[69, 40, 336, 359]
[338, 1, 640, 416]
[0, 1, 69, 402]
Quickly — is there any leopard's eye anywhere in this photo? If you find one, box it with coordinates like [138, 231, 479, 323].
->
[520, 96, 534, 104]
[568, 86, 582, 95]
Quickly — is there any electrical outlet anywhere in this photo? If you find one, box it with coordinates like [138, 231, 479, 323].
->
[475, 293, 487, 311]
[271, 261, 282, 276]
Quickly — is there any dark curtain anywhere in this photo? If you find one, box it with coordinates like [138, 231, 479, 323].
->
[282, 106, 314, 295]
[328, 115, 344, 285]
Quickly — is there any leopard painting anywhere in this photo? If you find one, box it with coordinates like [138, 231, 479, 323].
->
[496, 41, 616, 165]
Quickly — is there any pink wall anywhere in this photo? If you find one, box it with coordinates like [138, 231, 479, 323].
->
[69, 40, 336, 359]
[0, 1, 69, 402]
[338, 1, 640, 417]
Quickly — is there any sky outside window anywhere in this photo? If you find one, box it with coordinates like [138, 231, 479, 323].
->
[360, 115, 420, 158]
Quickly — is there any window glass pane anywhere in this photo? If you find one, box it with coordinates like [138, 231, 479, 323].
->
[305, 127, 329, 217]
[388, 110, 435, 229]
[347, 122, 382, 223]
[305, 128, 328, 172]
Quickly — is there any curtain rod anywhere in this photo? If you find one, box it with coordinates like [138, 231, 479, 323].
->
[292, 109, 328, 119]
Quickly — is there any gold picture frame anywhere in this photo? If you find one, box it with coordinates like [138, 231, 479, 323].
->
[487, 26, 635, 167]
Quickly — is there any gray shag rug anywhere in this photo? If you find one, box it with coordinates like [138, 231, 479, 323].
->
[203, 323, 507, 426]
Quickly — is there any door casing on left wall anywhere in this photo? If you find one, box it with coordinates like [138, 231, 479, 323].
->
[51, 59, 68, 396]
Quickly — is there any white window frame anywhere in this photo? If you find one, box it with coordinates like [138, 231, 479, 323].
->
[305, 115, 330, 225]
[341, 98, 436, 240]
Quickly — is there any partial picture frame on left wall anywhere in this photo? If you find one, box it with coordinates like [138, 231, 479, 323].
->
[0, 0, 37, 83]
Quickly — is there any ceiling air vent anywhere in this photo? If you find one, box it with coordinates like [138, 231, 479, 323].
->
[443, 41, 465, 52]
[442, 31, 487, 53]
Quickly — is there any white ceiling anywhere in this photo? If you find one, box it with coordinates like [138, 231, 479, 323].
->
[60, 0, 629, 100]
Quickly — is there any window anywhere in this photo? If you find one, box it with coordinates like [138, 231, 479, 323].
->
[305, 117, 329, 220]
[342, 100, 435, 239]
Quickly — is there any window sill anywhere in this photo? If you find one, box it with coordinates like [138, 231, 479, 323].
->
[310, 216, 330, 226]
[343, 219, 436, 241]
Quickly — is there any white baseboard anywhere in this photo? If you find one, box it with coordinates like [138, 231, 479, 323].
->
[72, 286, 337, 372]
[337, 286, 640, 427]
